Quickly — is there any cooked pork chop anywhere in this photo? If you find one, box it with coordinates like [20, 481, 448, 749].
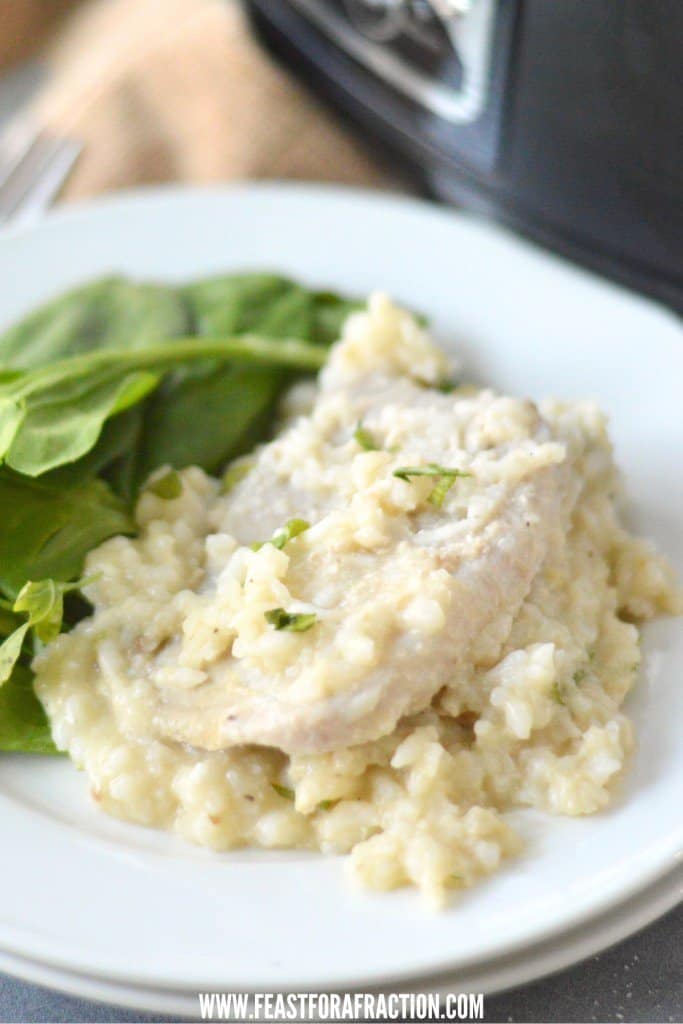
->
[52, 296, 576, 755]
[95, 296, 572, 754]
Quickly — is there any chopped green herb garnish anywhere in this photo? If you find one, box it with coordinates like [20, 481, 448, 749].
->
[393, 464, 471, 509]
[573, 668, 587, 685]
[221, 461, 253, 494]
[271, 518, 310, 550]
[271, 783, 295, 801]
[435, 378, 460, 394]
[428, 475, 458, 509]
[148, 469, 182, 500]
[552, 681, 566, 705]
[252, 518, 310, 552]
[264, 608, 317, 632]
[318, 799, 337, 811]
[393, 463, 467, 481]
[353, 421, 379, 451]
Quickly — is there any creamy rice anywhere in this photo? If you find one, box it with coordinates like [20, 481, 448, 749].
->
[34, 296, 680, 906]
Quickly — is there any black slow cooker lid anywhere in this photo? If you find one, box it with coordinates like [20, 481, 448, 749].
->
[248, 1, 683, 316]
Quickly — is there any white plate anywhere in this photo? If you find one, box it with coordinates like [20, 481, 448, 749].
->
[0, 185, 681, 993]
[1, 865, 680, 1017]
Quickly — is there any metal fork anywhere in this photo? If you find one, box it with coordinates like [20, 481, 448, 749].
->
[0, 118, 81, 228]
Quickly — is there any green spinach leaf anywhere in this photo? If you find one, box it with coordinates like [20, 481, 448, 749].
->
[0, 333, 325, 477]
[0, 576, 95, 685]
[129, 276, 356, 481]
[6, 370, 160, 477]
[134, 365, 280, 480]
[0, 623, 30, 685]
[0, 471, 133, 598]
[0, 664, 59, 754]
[0, 276, 189, 369]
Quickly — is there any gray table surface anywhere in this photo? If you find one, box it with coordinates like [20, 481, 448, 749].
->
[0, 905, 680, 1023]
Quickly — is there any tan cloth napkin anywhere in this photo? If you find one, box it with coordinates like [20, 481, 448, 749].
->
[0, 0, 74, 71]
[24, 0, 398, 201]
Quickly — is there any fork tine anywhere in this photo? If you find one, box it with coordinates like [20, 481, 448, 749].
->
[0, 131, 57, 223]
[0, 119, 43, 192]
[9, 137, 82, 226]
[0, 131, 81, 226]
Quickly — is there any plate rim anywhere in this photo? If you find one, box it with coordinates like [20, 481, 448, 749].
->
[0, 805, 681, 991]
[0, 864, 680, 1014]
[2, 179, 682, 330]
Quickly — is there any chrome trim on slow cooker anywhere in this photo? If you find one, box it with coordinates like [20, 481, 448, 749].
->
[288, 0, 496, 124]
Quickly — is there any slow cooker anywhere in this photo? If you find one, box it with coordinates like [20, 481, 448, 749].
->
[247, 1, 683, 313]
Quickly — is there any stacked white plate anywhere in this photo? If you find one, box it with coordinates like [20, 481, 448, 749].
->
[0, 187, 681, 1015]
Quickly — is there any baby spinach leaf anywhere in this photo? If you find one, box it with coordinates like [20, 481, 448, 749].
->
[0, 274, 358, 484]
[0, 664, 58, 754]
[309, 291, 363, 346]
[181, 274, 297, 337]
[47, 407, 145, 490]
[0, 602, 22, 637]
[183, 277, 359, 347]
[0, 277, 189, 369]
[0, 471, 133, 598]
[181, 273, 360, 346]
[134, 365, 280, 480]
[14, 576, 94, 645]
[0, 575, 95, 684]
[0, 623, 30, 684]
[0, 334, 326, 478]
[13, 582, 62, 646]
[124, 329, 324, 484]
[0, 276, 195, 490]
[134, 276, 350, 481]
[6, 370, 159, 477]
